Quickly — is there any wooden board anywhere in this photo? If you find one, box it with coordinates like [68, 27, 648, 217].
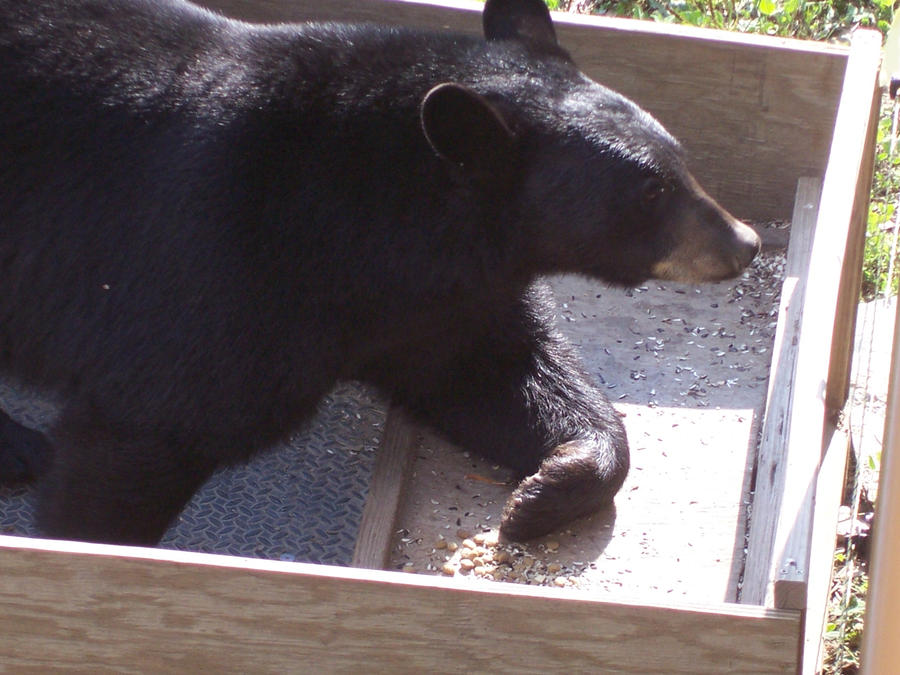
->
[0, 535, 800, 672]
[197, 0, 848, 222]
[740, 178, 821, 606]
[802, 425, 850, 674]
[826, 84, 882, 413]
[351, 405, 418, 569]
[741, 30, 882, 610]
[861, 300, 900, 674]
[765, 30, 880, 610]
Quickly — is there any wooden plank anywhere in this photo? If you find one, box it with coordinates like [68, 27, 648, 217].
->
[744, 30, 882, 611]
[197, 0, 848, 222]
[802, 425, 850, 674]
[741, 177, 821, 606]
[0, 535, 799, 672]
[769, 30, 881, 611]
[826, 85, 882, 413]
[860, 300, 900, 675]
[352, 405, 418, 569]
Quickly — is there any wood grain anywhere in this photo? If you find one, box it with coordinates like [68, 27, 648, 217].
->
[351, 405, 418, 569]
[740, 177, 820, 607]
[826, 85, 882, 413]
[768, 29, 881, 611]
[197, 0, 848, 221]
[0, 535, 800, 672]
[860, 301, 900, 675]
[742, 30, 882, 610]
[803, 425, 850, 674]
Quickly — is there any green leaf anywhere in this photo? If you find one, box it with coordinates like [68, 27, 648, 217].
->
[681, 8, 707, 25]
[758, 0, 776, 15]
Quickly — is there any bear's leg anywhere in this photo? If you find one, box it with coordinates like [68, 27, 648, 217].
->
[0, 409, 54, 484]
[35, 409, 219, 545]
[383, 281, 629, 541]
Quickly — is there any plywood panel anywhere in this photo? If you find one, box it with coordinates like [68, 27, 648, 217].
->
[0, 535, 799, 672]
[198, 0, 848, 221]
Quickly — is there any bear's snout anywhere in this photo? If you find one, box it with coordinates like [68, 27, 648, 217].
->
[729, 218, 762, 273]
[650, 193, 761, 283]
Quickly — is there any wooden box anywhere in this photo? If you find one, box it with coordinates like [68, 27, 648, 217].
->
[0, 1, 881, 671]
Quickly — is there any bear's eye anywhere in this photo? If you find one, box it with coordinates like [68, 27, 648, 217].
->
[640, 177, 665, 207]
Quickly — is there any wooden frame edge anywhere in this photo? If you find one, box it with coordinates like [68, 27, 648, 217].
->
[860, 300, 900, 673]
[352, 405, 418, 569]
[803, 424, 851, 674]
[204, 0, 847, 55]
[741, 29, 881, 611]
[741, 177, 821, 606]
[0, 534, 799, 671]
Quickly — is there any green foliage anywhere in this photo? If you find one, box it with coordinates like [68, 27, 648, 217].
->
[863, 203, 896, 300]
[823, 550, 869, 672]
[586, 0, 893, 39]
[862, 108, 900, 300]
[867, 451, 880, 470]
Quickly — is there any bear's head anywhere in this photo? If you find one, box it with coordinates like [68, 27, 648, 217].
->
[420, 0, 760, 287]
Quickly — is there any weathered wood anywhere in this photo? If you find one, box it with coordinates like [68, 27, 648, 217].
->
[861, 300, 900, 675]
[768, 30, 881, 611]
[741, 177, 820, 607]
[0, 535, 799, 672]
[743, 30, 882, 611]
[352, 405, 418, 569]
[197, 0, 848, 222]
[826, 85, 882, 414]
[802, 425, 850, 674]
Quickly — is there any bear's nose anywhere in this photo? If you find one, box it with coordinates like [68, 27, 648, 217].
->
[734, 221, 762, 271]
[732, 220, 761, 270]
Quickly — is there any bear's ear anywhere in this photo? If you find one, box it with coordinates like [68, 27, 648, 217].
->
[420, 82, 516, 172]
[483, 0, 558, 48]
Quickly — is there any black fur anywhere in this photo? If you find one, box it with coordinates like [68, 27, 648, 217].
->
[0, 0, 759, 545]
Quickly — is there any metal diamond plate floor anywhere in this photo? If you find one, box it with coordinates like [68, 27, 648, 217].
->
[0, 381, 383, 566]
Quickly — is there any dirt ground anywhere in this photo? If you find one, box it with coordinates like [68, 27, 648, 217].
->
[389, 248, 786, 604]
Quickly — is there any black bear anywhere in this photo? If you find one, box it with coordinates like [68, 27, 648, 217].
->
[0, 0, 759, 546]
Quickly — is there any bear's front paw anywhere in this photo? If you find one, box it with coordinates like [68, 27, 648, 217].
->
[499, 438, 628, 542]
